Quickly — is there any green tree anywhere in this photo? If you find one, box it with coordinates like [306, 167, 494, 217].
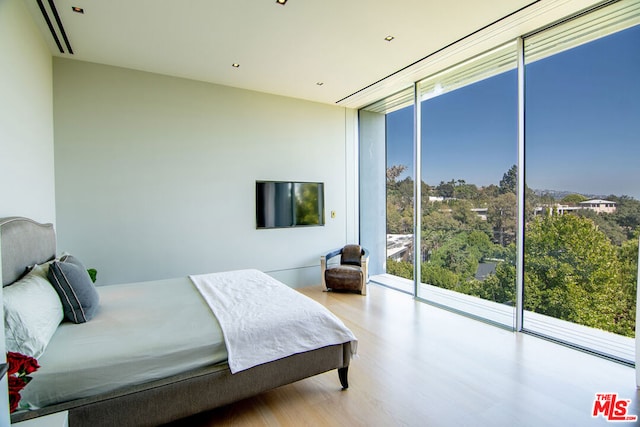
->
[575, 209, 626, 246]
[436, 180, 455, 198]
[421, 209, 461, 258]
[386, 199, 404, 234]
[386, 259, 413, 280]
[611, 195, 640, 237]
[524, 214, 631, 336]
[487, 192, 517, 246]
[429, 233, 481, 280]
[453, 181, 480, 200]
[464, 261, 516, 304]
[386, 164, 407, 186]
[561, 193, 588, 205]
[386, 166, 414, 234]
[617, 230, 639, 335]
[479, 184, 500, 201]
[386, 165, 638, 339]
[467, 230, 494, 257]
[449, 200, 478, 227]
[422, 264, 459, 289]
[499, 165, 517, 194]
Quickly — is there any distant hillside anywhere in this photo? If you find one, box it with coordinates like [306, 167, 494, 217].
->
[532, 189, 607, 200]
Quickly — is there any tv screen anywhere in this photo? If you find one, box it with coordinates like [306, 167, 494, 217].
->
[256, 181, 325, 229]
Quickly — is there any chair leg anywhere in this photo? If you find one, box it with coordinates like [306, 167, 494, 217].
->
[320, 256, 328, 291]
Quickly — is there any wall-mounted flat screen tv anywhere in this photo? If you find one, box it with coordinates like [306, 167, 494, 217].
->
[256, 181, 325, 229]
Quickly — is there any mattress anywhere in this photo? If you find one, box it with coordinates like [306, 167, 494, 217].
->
[21, 277, 227, 408]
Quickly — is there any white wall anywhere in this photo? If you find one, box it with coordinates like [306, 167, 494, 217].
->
[0, 0, 56, 224]
[53, 58, 356, 287]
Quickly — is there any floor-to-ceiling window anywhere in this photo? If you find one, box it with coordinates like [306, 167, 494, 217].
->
[359, 0, 639, 363]
[522, 0, 640, 362]
[416, 43, 518, 328]
[386, 101, 415, 287]
[360, 90, 416, 285]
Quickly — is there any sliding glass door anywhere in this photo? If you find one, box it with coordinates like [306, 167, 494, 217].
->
[522, 0, 640, 361]
[416, 43, 518, 328]
[385, 101, 416, 290]
[361, 89, 416, 292]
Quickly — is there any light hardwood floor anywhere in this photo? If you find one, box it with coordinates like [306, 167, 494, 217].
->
[166, 284, 639, 427]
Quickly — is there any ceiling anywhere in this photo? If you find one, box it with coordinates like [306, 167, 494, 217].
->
[24, 0, 596, 109]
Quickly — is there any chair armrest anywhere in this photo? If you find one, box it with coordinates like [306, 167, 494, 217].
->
[324, 248, 343, 261]
[321, 249, 343, 292]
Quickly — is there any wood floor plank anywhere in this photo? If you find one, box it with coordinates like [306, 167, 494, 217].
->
[166, 284, 639, 426]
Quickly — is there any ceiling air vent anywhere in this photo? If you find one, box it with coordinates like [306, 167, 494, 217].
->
[36, 0, 73, 54]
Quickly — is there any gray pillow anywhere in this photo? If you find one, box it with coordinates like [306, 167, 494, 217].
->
[47, 255, 99, 323]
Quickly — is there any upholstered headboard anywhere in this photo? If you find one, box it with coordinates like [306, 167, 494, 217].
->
[0, 217, 56, 286]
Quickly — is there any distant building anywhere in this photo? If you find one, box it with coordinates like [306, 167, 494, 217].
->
[470, 207, 487, 221]
[579, 199, 617, 214]
[534, 204, 581, 216]
[534, 199, 617, 216]
[387, 234, 413, 261]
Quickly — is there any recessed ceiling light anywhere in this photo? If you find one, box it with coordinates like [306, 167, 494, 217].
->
[232, 63, 240, 68]
[276, 0, 287, 5]
[384, 35, 395, 42]
[72, 6, 84, 14]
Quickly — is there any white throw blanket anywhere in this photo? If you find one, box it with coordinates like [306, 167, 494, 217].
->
[189, 269, 357, 373]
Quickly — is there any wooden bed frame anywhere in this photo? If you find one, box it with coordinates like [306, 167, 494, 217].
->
[1, 217, 351, 426]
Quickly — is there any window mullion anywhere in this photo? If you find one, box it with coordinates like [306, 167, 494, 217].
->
[516, 36, 526, 332]
[413, 83, 422, 296]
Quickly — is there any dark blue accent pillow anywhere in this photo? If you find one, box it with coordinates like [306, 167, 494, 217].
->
[47, 255, 99, 323]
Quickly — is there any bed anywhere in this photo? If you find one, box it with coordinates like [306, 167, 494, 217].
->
[1, 217, 355, 426]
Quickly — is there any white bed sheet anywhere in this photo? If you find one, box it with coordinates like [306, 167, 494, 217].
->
[21, 277, 227, 408]
[190, 269, 357, 373]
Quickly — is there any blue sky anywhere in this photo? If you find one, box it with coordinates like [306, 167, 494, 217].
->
[387, 24, 640, 199]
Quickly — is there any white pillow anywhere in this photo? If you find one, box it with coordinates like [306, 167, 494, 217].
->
[4, 263, 64, 358]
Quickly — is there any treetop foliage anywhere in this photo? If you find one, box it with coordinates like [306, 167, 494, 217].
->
[386, 164, 639, 337]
